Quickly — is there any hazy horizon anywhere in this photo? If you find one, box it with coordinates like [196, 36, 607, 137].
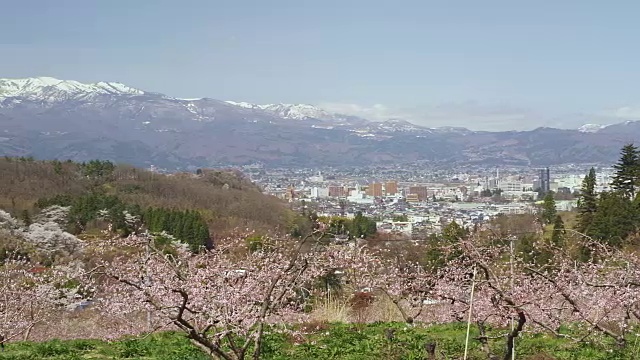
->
[1, 1, 639, 131]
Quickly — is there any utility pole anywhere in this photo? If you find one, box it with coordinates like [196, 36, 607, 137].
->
[463, 266, 477, 360]
[144, 235, 152, 331]
[510, 237, 515, 360]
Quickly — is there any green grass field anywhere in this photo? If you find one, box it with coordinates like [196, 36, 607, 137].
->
[1, 323, 638, 360]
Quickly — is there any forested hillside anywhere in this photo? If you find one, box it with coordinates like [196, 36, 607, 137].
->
[0, 157, 289, 237]
[574, 143, 640, 250]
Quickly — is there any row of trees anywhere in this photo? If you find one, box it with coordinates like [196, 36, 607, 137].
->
[576, 143, 640, 247]
[1, 255, 90, 347]
[35, 193, 210, 251]
[317, 212, 377, 239]
[539, 192, 567, 247]
[91, 227, 640, 360]
[3, 206, 640, 359]
[143, 208, 211, 251]
[36, 193, 143, 236]
[78, 160, 115, 181]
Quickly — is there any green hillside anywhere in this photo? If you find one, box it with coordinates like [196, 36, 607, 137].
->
[0, 157, 289, 236]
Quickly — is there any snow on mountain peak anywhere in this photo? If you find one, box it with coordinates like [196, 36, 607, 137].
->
[225, 101, 257, 109]
[0, 76, 144, 101]
[93, 81, 144, 95]
[29, 77, 62, 87]
[374, 118, 425, 132]
[578, 123, 607, 133]
[260, 103, 335, 120]
[224, 100, 431, 133]
[225, 101, 337, 121]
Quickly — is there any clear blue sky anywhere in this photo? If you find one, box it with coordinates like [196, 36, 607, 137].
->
[1, 0, 639, 130]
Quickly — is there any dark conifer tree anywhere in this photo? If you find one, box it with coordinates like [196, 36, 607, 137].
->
[551, 215, 565, 248]
[589, 192, 637, 248]
[611, 143, 640, 199]
[576, 168, 597, 234]
[146, 208, 157, 231]
[174, 212, 186, 239]
[182, 212, 196, 244]
[442, 221, 466, 242]
[540, 192, 557, 225]
[104, 204, 211, 252]
[163, 209, 173, 232]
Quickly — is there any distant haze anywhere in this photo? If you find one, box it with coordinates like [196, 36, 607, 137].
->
[1, 1, 639, 131]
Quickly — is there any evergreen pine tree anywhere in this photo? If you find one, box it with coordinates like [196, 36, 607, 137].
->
[140, 207, 211, 252]
[169, 210, 177, 235]
[577, 244, 593, 263]
[611, 143, 640, 199]
[161, 209, 172, 232]
[589, 192, 637, 247]
[108, 203, 126, 233]
[442, 221, 466, 242]
[424, 228, 465, 272]
[516, 232, 556, 267]
[181, 212, 196, 244]
[193, 223, 210, 251]
[576, 168, 597, 234]
[540, 192, 557, 225]
[350, 212, 366, 239]
[516, 233, 542, 265]
[149, 208, 160, 231]
[551, 215, 565, 247]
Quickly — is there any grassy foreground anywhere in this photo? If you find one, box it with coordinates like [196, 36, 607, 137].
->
[1, 323, 639, 360]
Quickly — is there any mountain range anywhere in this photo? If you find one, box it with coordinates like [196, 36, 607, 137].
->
[0, 76, 638, 169]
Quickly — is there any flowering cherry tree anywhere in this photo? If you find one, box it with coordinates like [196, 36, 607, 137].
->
[99, 232, 329, 360]
[315, 244, 435, 323]
[427, 238, 540, 359]
[98, 231, 446, 359]
[1, 207, 84, 262]
[523, 239, 640, 347]
[93, 226, 640, 359]
[428, 233, 640, 357]
[0, 257, 89, 348]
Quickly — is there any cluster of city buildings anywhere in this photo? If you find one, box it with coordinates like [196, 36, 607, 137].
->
[238, 163, 617, 239]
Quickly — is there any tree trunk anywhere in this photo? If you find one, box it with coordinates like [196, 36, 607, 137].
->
[503, 311, 526, 360]
[476, 321, 497, 360]
[189, 338, 236, 360]
[23, 325, 33, 341]
[425, 342, 436, 360]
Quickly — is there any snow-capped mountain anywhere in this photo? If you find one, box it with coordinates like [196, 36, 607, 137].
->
[2, 75, 640, 169]
[577, 123, 608, 133]
[224, 101, 372, 127]
[224, 101, 438, 135]
[225, 101, 333, 121]
[0, 77, 144, 102]
[0, 77, 429, 134]
[367, 119, 427, 133]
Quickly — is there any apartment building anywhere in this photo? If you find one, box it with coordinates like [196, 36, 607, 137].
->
[408, 186, 429, 201]
[384, 181, 398, 196]
[366, 182, 383, 197]
[328, 185, 346, 197]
